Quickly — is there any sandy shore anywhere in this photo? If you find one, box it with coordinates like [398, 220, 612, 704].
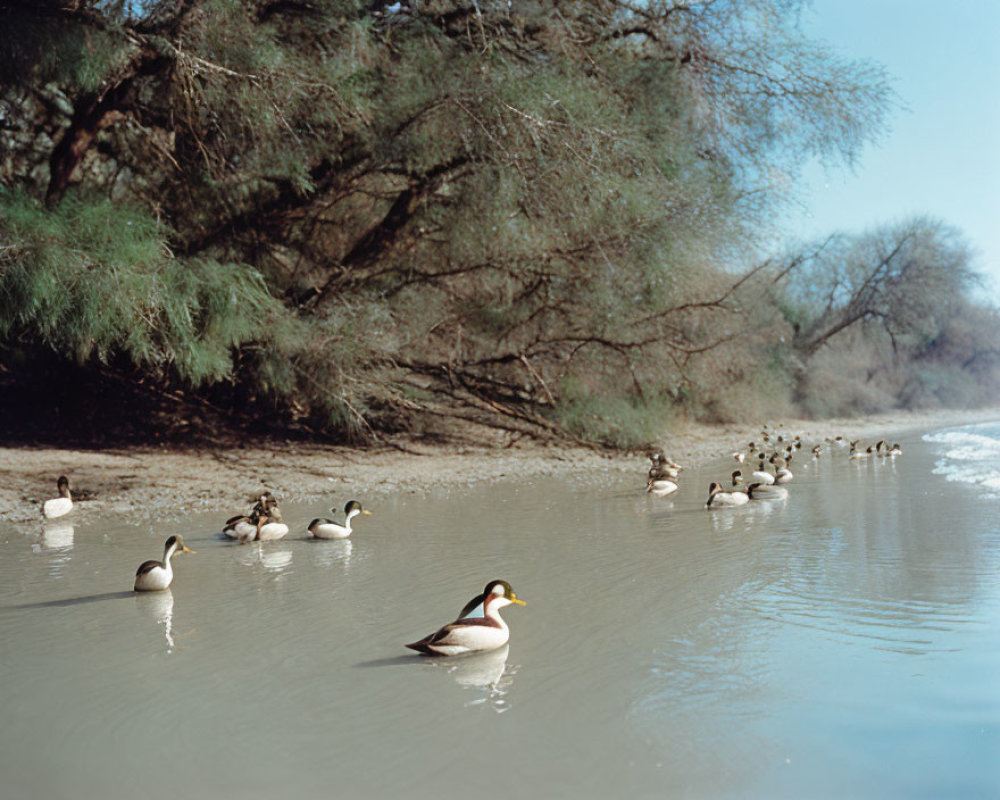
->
[4, 407, 998, 526]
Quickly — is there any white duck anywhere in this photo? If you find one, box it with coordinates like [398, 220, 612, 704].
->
[706, 481, 759, 508]
[406, 580, 526, 656]
[43, 476, 73, 519]
[134, 535, 194, 592]
[751, 459, 776, 485]
[308, 500, 372, 539]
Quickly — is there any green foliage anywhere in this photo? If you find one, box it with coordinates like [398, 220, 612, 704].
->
[1, 1, 995, 443]
[553, 378, 679, 449]
[0, 188, 289, 385]
[0, 16, 132, 93]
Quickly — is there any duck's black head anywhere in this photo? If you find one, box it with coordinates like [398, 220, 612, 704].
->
[483, 579, 525, 606]
[344, 500, 371, 516]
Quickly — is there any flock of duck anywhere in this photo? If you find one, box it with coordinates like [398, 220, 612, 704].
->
[646, 425, 903, 509]
[37, 426, 902, 655]
[39, 479, 525, 657]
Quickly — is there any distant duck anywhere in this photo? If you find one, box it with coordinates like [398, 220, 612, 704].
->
[222, 511, 260, 543]
[43, 476, 73, 519]
[256, 504, 290, 541]
[406, 579, 526, 656]
[134, 535, 194, 592]
[888, 442, 902, 456]
[733, 451, 746, 464]
[752, 482, 789, 500]
[875, 439, 888, 456]
[774, 465, 793, 484]
[731, 469, 743, 487]
[650, 462, 679, 480]
[706, 481, 759, 508]
[308, 500, 372, 539]
[647, 471, 678, 497]
[811, 444, 822, 458]
[850, 445, 875, 461]
[251, 491, 276, 515]
[752, 460, 776, 485]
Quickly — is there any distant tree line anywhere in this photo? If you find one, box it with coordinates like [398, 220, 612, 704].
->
[0, 0, 996, 446]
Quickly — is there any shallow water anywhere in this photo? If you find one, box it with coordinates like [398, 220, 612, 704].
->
[2, 424, 999, 799]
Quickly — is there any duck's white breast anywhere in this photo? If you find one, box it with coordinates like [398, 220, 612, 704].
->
[134, 565, 172, 592]
[257, 522, 289, 541]
[43, 497, 73, 519]
[310, 523, 349, 540]
[431, 624, 510, 655]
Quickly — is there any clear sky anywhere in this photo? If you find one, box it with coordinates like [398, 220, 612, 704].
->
[783, 0, 1000, 303]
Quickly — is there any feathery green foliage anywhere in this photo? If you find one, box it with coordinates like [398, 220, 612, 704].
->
[0, 188, 288, 385]
[0, 0, 995, 443]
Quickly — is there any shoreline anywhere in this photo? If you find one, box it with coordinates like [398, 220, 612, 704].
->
[4, 407, 999, 526]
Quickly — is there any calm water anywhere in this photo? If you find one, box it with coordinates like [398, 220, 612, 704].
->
[2, 424, 999, 799]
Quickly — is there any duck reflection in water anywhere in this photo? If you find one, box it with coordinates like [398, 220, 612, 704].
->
[311, 538, 353, 570]
[134, 588, 175, 653]
[236, 542, 293, 574]
[422, 645, 517, 713]
[38, 521, 75, 550]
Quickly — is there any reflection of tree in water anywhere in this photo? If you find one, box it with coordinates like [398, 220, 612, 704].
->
[425, 645, 517, 713]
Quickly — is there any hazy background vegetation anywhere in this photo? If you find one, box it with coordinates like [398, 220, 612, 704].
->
[1, 0, 997, 447]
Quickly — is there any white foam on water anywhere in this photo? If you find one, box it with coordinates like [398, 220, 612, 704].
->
[925, 424, 1000, 496]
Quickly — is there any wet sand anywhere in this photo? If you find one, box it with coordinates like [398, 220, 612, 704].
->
[4, 407, 999, 525]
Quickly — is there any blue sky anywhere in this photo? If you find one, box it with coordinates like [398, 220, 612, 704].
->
[783, 0, 1000, 303]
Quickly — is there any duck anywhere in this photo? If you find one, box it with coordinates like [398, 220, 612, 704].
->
[706, 481, 759, 508]
[43, 475, 73, 519]
[134, 535, 194, 592]
[406, 579, 526, 656]
[731, 469, 743, 487]
[222, 511, 260, 543]
[653, 462, 680, 480]
[256, 503, 290, 541]
[733, 451, 746, 464]
[888, 442, 902, 456]
[647, 474, 678, 496]
[751, 482, 789, 500]
[648, 450, 681, 477]
[774, 465, 793, 484]
[850, 445, 875, 461]
[308, 500, 372, 539]
[455, 580, 505, 619]
[751, 459, 776, 485]
[811, 444, 822, 458]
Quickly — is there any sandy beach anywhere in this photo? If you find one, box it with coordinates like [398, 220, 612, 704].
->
[4, 406, 999, 525]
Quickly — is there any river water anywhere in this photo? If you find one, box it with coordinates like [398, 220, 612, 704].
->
[2, 422, 998, 799]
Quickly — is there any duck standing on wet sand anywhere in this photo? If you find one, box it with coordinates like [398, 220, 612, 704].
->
[406, 580, 526, 656]
[43, 476, 73, 519]
[134, 535, 195, 592]
[309, 500, 372, 539]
